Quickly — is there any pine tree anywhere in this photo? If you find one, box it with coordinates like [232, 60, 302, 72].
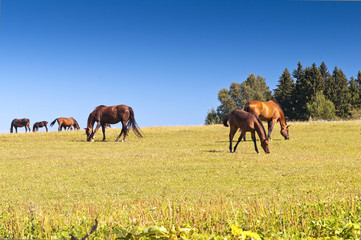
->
[349, 77, 360, 109]
[292, 62, 309, 120]
[319, 62, 331, 93]
[274, 68, 295, 119]
[327, 67, 351, 118]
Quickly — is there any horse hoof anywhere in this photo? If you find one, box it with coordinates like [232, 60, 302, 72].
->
[91, 139, 94, 142]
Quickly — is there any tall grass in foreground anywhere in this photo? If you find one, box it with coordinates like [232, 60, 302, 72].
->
[0, 121, 361, 239]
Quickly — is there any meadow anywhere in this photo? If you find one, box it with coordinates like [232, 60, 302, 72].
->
[0, 120, 360, 239]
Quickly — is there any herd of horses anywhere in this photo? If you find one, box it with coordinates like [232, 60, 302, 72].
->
[9, 100, 289, 153]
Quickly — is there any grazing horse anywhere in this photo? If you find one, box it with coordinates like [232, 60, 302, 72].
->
[10, 118, 31, 133]
[86, 104, 143, 142]
[50, 117, 80, 131]
[33, 121, 48, 132]
[244, 99, 290, 140]
[223, 109, 270, 154]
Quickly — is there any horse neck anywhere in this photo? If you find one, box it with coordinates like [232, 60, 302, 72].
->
[278, 108, 287, 129]
[87, 114, 95, 129]
[254, 120, 267, 141]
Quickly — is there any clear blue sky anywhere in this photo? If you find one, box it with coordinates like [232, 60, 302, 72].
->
[1, 0, 360, 132]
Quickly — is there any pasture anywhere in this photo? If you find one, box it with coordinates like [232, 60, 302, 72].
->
[0, 120, 360, 239]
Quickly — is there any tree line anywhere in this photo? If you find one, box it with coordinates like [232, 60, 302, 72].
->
[205, 61, 361, 124]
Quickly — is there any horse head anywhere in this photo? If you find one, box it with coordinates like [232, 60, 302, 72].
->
[85, 127, 93, 141]
[280, 125, 290, 140]
[261, 138, 270, 154]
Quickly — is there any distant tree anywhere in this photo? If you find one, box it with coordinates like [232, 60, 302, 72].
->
[292, 61, 310, 120]
[274, 68, 296, 119]
[242, 74, 273, 101]
[206, 74, 272, 124]
[326, 67, 351, 118]
[356, 71, 361, 106]
[306, 91, 336, 120]
[216, 83, 241, 120]
[319, 62, 331, 92]
[205, 108, 221, 124]
[349, 77, 360, 109]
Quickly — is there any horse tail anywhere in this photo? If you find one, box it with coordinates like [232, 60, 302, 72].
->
[223, 114, 230, 127]
[244, 102, 250, 112]
[73, 119, 80, 129]
[127, 107, 143, 138]
[50, 119, 58, 127]
[10, 120, 14, 133]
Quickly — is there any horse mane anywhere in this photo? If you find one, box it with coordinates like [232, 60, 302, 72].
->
[271, 99, 287, 125]
[244, 102, 250, 112]
[95, 105, 106, 110]
[254, 114, 268, 139]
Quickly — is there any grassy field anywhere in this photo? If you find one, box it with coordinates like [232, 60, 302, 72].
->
[0, 120, 361, 239]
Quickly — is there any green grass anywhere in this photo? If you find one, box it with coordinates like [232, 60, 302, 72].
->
[0, 120, 361, 239]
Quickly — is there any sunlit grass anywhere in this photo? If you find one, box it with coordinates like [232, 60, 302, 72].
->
[0, 120, 361, 239]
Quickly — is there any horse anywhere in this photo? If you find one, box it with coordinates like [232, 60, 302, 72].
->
[33, 121, 48, 132]
[50, 117, 80, 131]
[223, 109, 270, 154]
[244, 99, 290, 140]
[86, 104, 143, 142]
[10, 118, 31, 133]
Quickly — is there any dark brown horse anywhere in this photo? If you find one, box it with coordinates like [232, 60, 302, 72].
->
[223, 109, 270, 154]
[10, 118, 31, 133]
[86, 105, 143, 142]
[33, 121, 48, 132]
[50, 117, 80, 131]
[244, 99, 290, 140]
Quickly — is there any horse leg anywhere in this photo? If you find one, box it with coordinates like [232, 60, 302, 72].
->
[45, 125, 48, 132]
[251, 131, 259, 154]
[90, 122, 101, 142]
[267, 119, 277, 140]
[115, 121, 127, 142]
[101, 124, 106, 141]
[15, 127, 18, 133]
[228, 126, 237, 153]
[234, 130, 246, 153]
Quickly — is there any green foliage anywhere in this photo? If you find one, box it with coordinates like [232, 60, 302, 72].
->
[209, 74, 272, 124]
[205, 108, 221, 125]
[274, 68, 296, 120]
[325, 67, 352, 118]
[306, 92, 336, 120]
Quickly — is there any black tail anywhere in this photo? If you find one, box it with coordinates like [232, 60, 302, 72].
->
[223, 115, 229, 127]
[244, 102, 250, 112]
[10, 120, 14, 133]
[127, 107, 143, 138]
[50, 119, 58, 127]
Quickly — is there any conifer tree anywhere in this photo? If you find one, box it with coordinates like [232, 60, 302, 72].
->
[349, 77, 360, 109]
[319, 62, 331, 92]
[274, 68, 295, 119]
[327, 67, 351, 117]
[292, 61, 309, 119]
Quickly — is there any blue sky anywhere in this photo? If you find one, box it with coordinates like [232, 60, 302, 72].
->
[1, 0, 360, 132]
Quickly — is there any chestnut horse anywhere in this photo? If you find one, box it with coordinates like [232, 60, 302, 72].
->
[10, 118, 31, 133]
[244, 99, 289, 140]
[50, 117, 80, 131]
[33, 121, 48, 132]
[86, 105, 143, 142]
[223, 109, 270, 154]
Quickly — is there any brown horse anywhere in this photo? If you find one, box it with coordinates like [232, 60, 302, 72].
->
[50, 117, 80, 131]
[244, 99, 289, 140]
[10, 118, 31, 133]
[223, 109, 270, 154]
[33, 121, 48, 132]
[86, 105, 143, 142]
